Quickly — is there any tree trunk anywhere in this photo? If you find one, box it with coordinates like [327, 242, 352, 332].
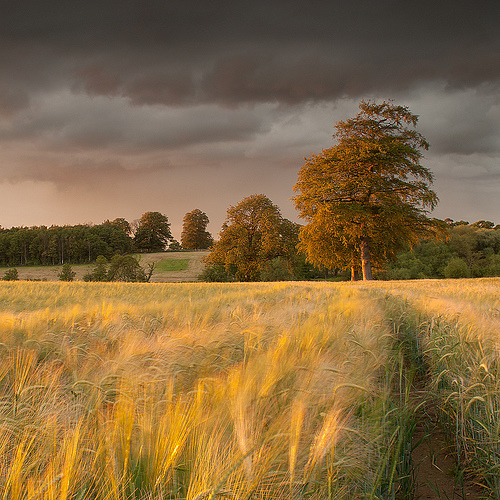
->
[351, 266, 357, 281]
[359, 237, 373, 281]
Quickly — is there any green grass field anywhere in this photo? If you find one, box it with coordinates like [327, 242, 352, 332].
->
[154, 258, 189, 272]
[0, 278, 498, 499]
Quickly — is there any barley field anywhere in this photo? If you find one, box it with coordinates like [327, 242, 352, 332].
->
[0, 279, 498, 499]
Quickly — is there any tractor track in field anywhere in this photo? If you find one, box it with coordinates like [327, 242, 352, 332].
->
[385, 289, 488, 500]
[411, 393, 484, 500]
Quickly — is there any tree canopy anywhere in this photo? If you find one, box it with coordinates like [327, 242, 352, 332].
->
[181, 209, 213, 250]
[133, 211, 172, 253]
[388, 222, 500, 280]
[204, 194, 300, 281]
[294, 100, 442, 280]
[0, 221, 133, 267]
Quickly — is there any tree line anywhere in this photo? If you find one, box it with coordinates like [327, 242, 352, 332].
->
[0, 219, 133, 267]
[0, 208, 213, 268]
[387, 221, 500, 279]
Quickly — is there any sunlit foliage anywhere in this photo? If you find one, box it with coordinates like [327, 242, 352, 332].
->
[204, 194, 301, 281]
[294, 100, 443, 280]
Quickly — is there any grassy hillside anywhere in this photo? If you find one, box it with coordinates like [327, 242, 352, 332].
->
[0, 278, 497, 498]
[0, 251, 209, 282]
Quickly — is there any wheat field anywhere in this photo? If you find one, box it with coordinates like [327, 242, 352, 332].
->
[0, 279, 498, 499]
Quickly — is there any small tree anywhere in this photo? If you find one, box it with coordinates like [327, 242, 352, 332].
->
[181, 209, 213, 250]
[294, 100, 442, 280]
[83, 255, 108, 281]
[58, 263, 76, 281]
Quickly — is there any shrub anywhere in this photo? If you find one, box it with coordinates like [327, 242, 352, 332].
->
[444, 257, 470, 278]
[107, 255, 149, 282]
[2, 268, 18, 281]
[388, 268, 412, 280]
[259, 257, 294, 281]
[168, 240, 183, 251]
[199, 264, 233, 282]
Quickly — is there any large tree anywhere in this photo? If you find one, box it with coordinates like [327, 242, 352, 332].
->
[181, 209, 213, 250]
[205, 194, 299, 281]
[294, 100, 441, 280]
[134, 211, 172, 252]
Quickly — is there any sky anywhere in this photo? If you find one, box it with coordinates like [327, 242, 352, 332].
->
[0, 0, 499, 239]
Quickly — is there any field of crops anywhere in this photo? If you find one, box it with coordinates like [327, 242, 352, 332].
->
[0, 278, 498, 499]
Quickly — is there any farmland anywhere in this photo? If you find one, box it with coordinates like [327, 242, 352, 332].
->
[0, 278, 498, 499]
[0, 251, 209, 283]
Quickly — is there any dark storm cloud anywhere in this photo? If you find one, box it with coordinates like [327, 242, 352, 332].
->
[0, 92, 270, 153]
[408, 85, 500, 156]
[1, 0, 498, 110]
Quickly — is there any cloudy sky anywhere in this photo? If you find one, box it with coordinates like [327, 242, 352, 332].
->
[0, 0, 498, 238]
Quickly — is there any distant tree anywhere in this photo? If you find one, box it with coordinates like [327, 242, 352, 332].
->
[134, 212, 172, 252]
[168, 239, 183, 251]
[83, 255, 108, 282]
[294, 100, 442, 280]
[181, 209, 213, 250]
[110, 217, 132, 235]
[2, 268, 18, 281]
[99, 221, 134, 256]
[204, 194, 300, 281]
[58, 263, 76, 281]
[471, 220, 495, 229]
